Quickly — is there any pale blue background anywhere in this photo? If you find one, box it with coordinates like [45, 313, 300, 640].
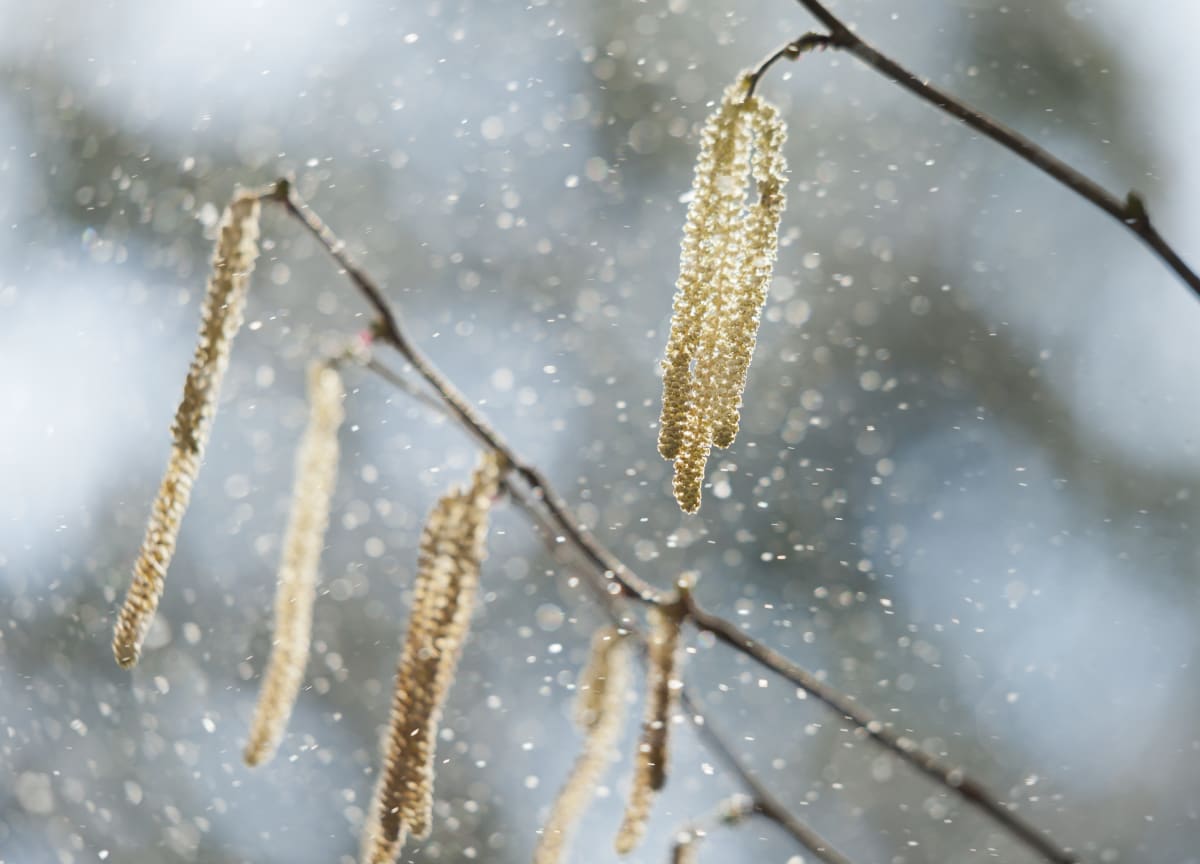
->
[1, 1, 1198, 861]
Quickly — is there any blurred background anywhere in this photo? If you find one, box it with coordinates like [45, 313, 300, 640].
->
[2, 0, 1199, 861]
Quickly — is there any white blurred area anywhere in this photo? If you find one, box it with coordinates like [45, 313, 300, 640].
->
[1, 1, 1199, 862]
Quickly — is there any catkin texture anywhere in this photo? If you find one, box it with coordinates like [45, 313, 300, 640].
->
[658, 89, 750, 463]
[657, 76, 788, 514]
[361, 452, 503, 864]
[244, 363, 345, 767]
[113, 191, 261, 669]
[534, 627, 632, 864]
[615, 605, 684, 855]
[711, 99, 788, 449]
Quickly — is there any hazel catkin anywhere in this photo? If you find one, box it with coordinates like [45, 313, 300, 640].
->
[657, 76, 788, 514]
[244, 362, 345, 766]
[361, 451, 504, 864]
[534, 627, 632, 864]
[113, 190, 261, 669]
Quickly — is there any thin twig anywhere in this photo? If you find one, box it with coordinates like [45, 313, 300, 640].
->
[668, 795, 757, 863]
[268, 178, 665, 605]
[764, 1, 1200, 295]
[680, 690, 857, 864]
[684, 599, 1075, 864]
[263, 184, 1077, 864]
[746, 32, 834, 98]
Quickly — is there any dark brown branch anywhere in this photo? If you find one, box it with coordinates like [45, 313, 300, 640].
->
[267, 184, 1078, 864]
[746, 32, 834, 98]
[768, 2, 1200, 296]
[684, 599, 1076, 864]
[266, 178, 666, 607]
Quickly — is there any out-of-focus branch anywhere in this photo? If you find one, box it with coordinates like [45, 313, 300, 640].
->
[267, 181, 1077, 864]
[755, 1, 1200, 297]
[679, 691, 856, 864]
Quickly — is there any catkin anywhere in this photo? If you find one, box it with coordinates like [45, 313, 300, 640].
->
[361, 451, 503, 864]
[657, 75, 788, 513]
[244, 363, 345, 767]
[658, 90, 750, 463]
[534, 627, 632, 864]
[615, 605, 685, 855]
[712, 100, 788, 448]
[113, 191, 261, 669]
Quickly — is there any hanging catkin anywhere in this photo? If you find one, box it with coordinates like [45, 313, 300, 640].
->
[534, 627, 632, 864]
[657, 75, 788, 513]
[712, 99, 788, 449]
[658, 88, 751, 463]
[361, 451, 503, 864]
[243, 363, 345, 766]
[615, 604, 685, 855]
[113, 191, 261, 669]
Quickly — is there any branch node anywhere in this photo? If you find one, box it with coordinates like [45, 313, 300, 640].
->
[1124, 190, 1150, 227]
[268, 176, 292, 203]
[746, 31, 833, 97]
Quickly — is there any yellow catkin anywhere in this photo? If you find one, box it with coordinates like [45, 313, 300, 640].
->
[113, 191, 261, 669]
[361, 452, 503, 864]
[534, 627, 632, 864]
[712, 99, 788, 448]
[672, 85, 754, 513]
[244, 363, 345, 767]
[657, 88, 748, 462]
[658, 76, 789, 513]
[615, 605, 684, 855]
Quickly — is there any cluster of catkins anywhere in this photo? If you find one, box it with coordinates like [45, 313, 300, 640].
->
[532, 598, 686, 864]
[110, 191, 510, 864]
[111, 189, 354, 769]
[658, 74, 788, 513]
[114, 65, 782, 864]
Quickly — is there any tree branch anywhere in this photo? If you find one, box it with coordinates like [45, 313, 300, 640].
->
[768, 1, 1200, 296]
[680, 690, 857, 864]
[685, 599, 1076, 864]
[360, 351, 851, 864]
[263, 181, 1078, 864]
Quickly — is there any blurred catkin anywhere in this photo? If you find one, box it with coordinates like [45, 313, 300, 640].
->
[658, 75, 788, 513]
[112, 191, 261, 669]
[244, 363, 345, 767]
[362, 452, 503, 864]
[615, 604, 685, 854]
[534, 627, 632, 864]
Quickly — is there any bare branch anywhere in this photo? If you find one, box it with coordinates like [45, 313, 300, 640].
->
[766, 1, 1200, 296]
[680, 691, 857, 864]
[684, 599, 1076, 864]
[267, 187, 1077, 864]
